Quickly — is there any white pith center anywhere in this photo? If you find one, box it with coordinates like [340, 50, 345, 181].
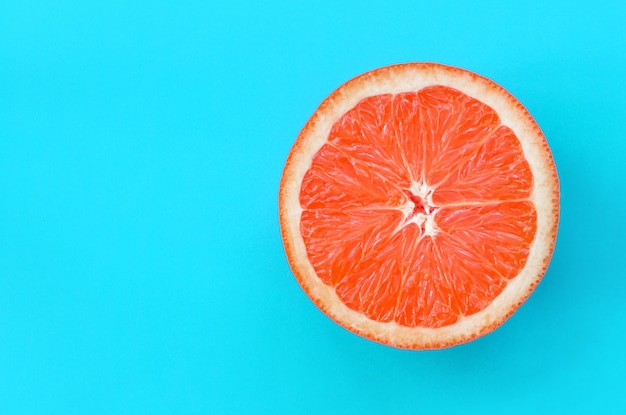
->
[401, 181, 438, 237]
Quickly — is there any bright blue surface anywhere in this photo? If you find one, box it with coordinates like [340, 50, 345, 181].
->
[1, 1, 625, 413]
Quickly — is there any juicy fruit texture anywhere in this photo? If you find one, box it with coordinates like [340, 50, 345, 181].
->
[299, 87, 536, 328]
[279, 63, 559, 349]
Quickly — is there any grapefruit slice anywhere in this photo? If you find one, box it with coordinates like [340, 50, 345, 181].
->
[279, 63, 559, 349]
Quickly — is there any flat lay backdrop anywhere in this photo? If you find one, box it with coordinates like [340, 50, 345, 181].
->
[2, 1, 625, 413]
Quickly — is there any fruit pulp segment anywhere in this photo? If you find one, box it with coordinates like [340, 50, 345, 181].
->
[299, 86, 537, 328]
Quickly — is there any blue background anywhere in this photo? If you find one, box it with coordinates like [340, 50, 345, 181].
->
[1, 1, 625, 413]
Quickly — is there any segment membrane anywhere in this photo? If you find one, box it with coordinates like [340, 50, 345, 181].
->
[417, 86, 501, 185]
[432, 126, 533, 205]
[435, 202, 537, 280]
[300, 208, 405, 287]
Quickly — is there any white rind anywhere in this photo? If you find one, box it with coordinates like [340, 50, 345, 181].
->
[279, 63, 560, 349]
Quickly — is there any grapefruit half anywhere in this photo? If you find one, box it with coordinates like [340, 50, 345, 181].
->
[279, 63, 559, 349]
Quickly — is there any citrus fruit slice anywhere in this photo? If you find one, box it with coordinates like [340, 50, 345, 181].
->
[279, 63, 559, 349]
